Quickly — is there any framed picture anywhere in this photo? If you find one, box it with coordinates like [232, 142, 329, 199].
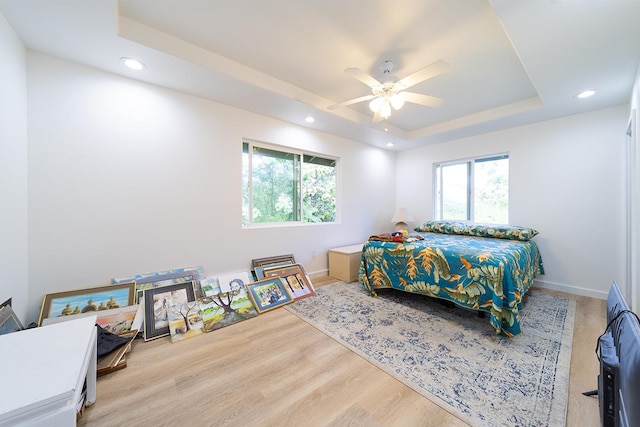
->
[135, 273, 196, 301]
[113, 266, 205, 298]
[199, 286, 258, 332]
[200, 277, 220, 297]
[245, 277, 293, 314]
[38, 282, 136, 326]
[143, 281, 196, 341]
[251, 254, 296, 269]
[0, 297, 11, 309]
[0, 305, 24, 335]
[167, 301, 204, 343]
[113, 266, 205, 285]
[252, 255, 296, 280]
[263, 263, 316, 300]
[42, 304, 140, 334]
[217, 271, 253, 293]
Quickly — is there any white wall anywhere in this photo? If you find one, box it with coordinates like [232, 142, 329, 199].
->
[0, 12, 28, 321]
[396, 106, 628, 299]
[25, 52, 396, 324]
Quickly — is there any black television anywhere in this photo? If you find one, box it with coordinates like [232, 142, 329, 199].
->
[594, 282, 640, 427]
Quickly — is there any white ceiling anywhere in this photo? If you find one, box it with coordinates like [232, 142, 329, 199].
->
[2, 0, 639, 151]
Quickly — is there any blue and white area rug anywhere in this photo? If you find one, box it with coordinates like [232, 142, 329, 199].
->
[285, 282, 575, 427]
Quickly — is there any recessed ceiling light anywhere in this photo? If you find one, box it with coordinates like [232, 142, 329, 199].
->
[121, 57, 146, 71]
[576, 89, 596, 99]
[305, 116, 315, 123]
[386, 142, 395, 147]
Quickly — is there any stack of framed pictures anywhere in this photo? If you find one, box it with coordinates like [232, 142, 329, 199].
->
[262, 264, 316, 301]
[251, 254, 297, 280]
[31, 259, 319, 347]
[248, 254, 316, 310]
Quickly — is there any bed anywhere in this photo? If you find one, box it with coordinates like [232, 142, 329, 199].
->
[358, 221, 544, 336]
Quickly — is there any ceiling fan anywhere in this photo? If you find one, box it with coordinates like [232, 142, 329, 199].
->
[328, 59, 449, 121]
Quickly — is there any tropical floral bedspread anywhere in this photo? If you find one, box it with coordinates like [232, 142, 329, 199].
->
[358, 232, 544, 336]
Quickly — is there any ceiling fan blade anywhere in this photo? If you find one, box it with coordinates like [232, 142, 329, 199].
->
[395, 60, 450, 90]
[328, 94, 375, 110]
[401, 92, 445, 108]
[345, 67, 383, 89]
[372, 109, 385, 122]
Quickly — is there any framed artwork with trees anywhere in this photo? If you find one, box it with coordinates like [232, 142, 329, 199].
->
[199, 285, 258, 332]
[143, 281, 196, 341]
[167, 301, 204, 343]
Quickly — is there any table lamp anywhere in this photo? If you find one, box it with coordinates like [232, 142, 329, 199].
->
[391, 208, 414, 231]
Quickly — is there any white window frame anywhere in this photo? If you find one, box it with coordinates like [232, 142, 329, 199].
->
[242, 139, 339, 227]
[433, 153, 509, 223]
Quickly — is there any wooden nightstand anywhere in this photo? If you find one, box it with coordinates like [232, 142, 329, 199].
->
[328, 244, 364, 282]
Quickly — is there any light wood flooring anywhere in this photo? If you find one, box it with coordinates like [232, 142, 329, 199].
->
[78, 277, 605, 427]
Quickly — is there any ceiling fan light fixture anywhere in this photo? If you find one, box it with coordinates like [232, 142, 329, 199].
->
[369, 97, 383, 113]
[390, 93, 405, 110]
[380, 100, 392, 118]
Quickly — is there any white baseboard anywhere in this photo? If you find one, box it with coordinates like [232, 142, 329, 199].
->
[533, 279, 608, 300]
[307, 268, 329, 279]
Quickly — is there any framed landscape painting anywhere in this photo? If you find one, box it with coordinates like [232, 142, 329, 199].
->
[167, 301, 204, 343]
[38, 282, 136, 326]
[246, 277, 293, 314]
[199, 285, 258, 332]
[42, 304, 140, 334]
[263, 263, 316, 300]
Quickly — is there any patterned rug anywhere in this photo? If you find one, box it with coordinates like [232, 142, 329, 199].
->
[285, 282, 575, 427]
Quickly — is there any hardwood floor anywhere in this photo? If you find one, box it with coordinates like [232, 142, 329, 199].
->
[78, 277, 605, 427]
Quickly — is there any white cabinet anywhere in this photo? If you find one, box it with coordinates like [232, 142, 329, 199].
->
[0, 315, 97, 426]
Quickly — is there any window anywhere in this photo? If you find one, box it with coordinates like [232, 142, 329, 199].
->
[434, 154, 509, 224]
[242, 141, 337, 226]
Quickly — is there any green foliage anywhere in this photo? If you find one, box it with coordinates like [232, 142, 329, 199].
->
[302, 162, 335, 222]
[474, 158, 508, 223]
[242, 144, 336, 224]
[251, 153, 297, 223]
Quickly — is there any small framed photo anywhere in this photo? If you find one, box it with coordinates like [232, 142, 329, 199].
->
[38, 282, 136, 326]
[0, 305, 24, 335]
[263, 263, 316, 300]
[246, 277, 293, 314]
[143, 281, 196, 341]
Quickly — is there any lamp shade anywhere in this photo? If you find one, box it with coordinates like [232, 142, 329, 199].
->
[391, 208, 414, 224]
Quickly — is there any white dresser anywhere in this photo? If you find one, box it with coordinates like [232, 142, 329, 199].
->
[0, 315, 97, 426]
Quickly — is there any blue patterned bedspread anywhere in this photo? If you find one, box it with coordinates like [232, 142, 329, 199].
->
[359, 232, 544, 336]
